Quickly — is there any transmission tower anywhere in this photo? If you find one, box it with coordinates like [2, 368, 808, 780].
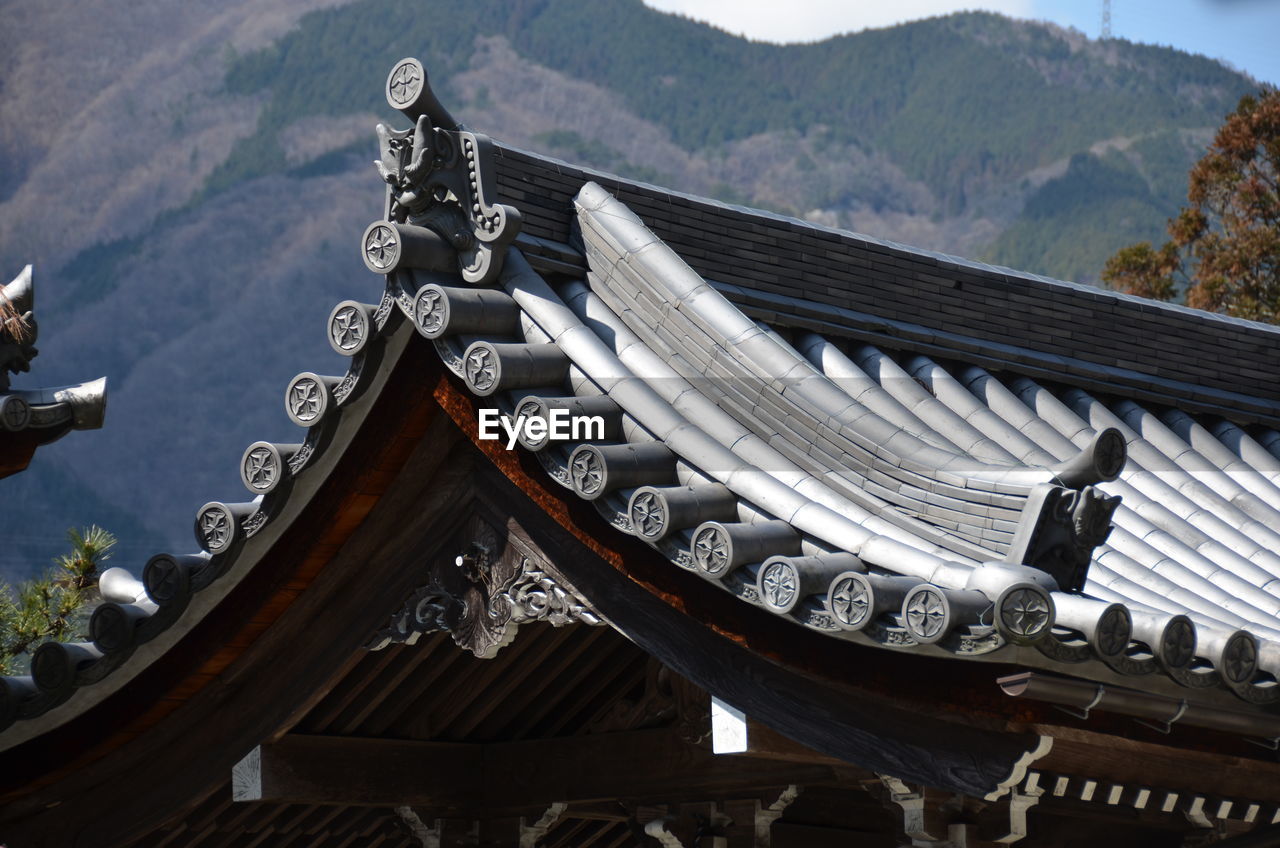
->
[1101, 0, 1112, 39]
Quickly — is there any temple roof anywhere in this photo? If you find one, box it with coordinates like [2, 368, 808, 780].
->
[6, 58, 1280, 845]
[413, 177, 1280, 716]
[0, 265, 107, 478]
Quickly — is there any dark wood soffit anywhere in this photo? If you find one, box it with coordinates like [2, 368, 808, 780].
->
[0, 429, 48, 479]
[0, 340, 456, 846]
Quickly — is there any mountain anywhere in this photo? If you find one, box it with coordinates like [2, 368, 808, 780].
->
[0, 0, 1259, 582]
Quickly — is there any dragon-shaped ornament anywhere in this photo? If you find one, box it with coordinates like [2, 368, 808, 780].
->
[370, 58, 521, 286]
[1005, 428, 1128, 593]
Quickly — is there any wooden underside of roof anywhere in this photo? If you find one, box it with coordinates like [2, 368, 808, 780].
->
[0, 424, 79, 479]
[113, 627, 1217, 848]
[4, 335, 1280, 847]
[118, 625, 890, 848]
[0, 429, 42, 478]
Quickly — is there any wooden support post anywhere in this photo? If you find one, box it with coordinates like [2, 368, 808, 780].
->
[723, 785, 801, 848]
[880, 775, 958, 844]
[439, 818, 478, 846]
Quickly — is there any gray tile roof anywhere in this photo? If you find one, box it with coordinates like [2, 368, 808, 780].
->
[7, 104, 1280, 748]
[422, 181, 1280, 713]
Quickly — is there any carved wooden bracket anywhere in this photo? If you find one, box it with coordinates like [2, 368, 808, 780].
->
[365, 514, 603, 658]
[519, 803, 567, 848]
[633, 788, 800, 848]
[879, 774, 1039, 847]
[394, 806, 442, 848]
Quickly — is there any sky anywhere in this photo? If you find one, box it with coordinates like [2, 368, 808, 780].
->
[642, 0, 1280, 87]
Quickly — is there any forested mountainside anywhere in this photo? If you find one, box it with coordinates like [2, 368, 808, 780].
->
[0, 0, 1258, 580]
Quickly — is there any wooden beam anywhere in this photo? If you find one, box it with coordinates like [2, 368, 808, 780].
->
[233, 730, 838, 814]
[1035, 725, 1280, 804]
[741, 720, 851, 768]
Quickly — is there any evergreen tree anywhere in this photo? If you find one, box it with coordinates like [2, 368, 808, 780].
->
[0, 526, 116, 675]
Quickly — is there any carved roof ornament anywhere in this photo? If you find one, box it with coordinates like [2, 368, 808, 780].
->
[998, 586, 1053, 641]
[289, 379, 322, 421]
[691, 525, 731, 575]
[413, 286, 447, 337]
[502, 564, 602, 629]
[1092, 604, 1132, 659]
[363, 223, 399, 271]
[569, 448, 605, 496]
[366, 518, 602, 657]
[829, 573, 872, 629]
[463, 344, 498, 393]
[0, 396, 31, 431]
[242, 447, 277, 491]
[629, 491, 667, 538]
[284, 372, 340, 427]
[386, 59, 424, 110]
[0, 266, 107, 475]
[370, 57, 521, 286]
[759, 560, 799, 612]
[1222, 632, 1258, 685]
[903, 587, 948, 643]
[239, 441, 299, 496]
[1007, 482, 1123, 594]
[196, 504, 234, 555]
[1001, 428, 1127, 592]
[1163, 617, 1197, 669]
[327, 301, 374, 356]
[513, 398, 547, 448]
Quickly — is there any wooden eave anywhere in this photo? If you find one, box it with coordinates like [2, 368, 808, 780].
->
[5, 333, 1280, 845]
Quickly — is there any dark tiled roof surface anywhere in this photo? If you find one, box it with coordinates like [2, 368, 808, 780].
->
[493, 146, 1280, 421]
